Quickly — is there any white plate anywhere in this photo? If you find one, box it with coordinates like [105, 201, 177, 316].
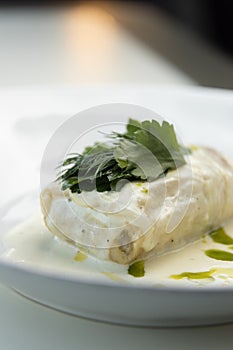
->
[1, 86, 233, 327]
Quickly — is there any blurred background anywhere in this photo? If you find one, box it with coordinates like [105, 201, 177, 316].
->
[0, 0, 232, 88]
[1, 3, 233, 348]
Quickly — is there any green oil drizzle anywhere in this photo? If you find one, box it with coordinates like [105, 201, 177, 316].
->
[170, 269, 216, 280]
[171, 268, 233, 281]
[202, 234, 207, 243]
[209, 227, 233, 245]
[102, 272, 126, 283]
[189, 145, 199, 151]
[74, 251, 87, 262]
[128, 260, 145, 278]
[205, 249, 233, 261]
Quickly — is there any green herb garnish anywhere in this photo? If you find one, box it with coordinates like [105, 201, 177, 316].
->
[128, 260, 145, 278]
[57, 118, 187, 193]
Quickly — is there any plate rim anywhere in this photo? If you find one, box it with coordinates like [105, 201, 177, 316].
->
[2, 255, 233, 293]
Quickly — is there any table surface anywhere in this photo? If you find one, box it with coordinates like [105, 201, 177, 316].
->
[1, 3, 233, 349]
[1, 283, 233, 350]
[0, 2, 232, 88]
[0, 4, 194, 87]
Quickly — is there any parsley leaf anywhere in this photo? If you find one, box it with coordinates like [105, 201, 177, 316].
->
[57, 118, 187, 193]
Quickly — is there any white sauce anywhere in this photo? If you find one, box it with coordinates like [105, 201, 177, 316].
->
[3, 214, 233, 287]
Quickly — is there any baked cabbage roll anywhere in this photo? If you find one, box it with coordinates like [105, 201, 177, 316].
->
[41, 146, 233, 264]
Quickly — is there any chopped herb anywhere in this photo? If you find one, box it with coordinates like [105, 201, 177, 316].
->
[128, 260, 145, 278]
[57, 118, 187, 193]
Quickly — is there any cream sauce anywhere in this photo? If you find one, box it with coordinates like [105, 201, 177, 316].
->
[3, 215, 233, 287]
